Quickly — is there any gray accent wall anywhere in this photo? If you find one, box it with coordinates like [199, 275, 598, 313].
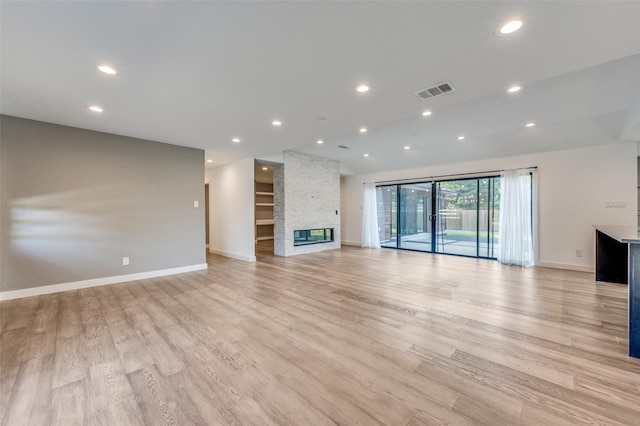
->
[274, 151, 340, 256]
[0, 115, 205, 292]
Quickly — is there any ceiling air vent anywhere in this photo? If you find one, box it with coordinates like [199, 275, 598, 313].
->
[337, 145, 350, 149]
[415, 81, 455, 100]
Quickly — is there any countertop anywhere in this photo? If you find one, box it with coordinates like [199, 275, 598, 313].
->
[594, 225, 640, 243]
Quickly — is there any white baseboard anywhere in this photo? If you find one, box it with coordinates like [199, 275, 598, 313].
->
[535, 261, 595, 273]
[209, 248, 256, 262]
[0, 263, 209, 301]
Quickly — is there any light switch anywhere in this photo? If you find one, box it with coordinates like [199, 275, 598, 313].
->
[194, 201, 199, 208]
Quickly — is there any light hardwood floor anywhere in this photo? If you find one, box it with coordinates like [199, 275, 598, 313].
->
[2, 244, 640, 425]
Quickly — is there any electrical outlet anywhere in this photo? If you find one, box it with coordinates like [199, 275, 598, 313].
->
[122, 256, 130, 266]
[576, 250, 582, 258]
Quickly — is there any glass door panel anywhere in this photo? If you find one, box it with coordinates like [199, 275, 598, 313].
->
[478, 178, 490, 258]
[398, 183, 433, 252]
[478, 177, 500, 258]
[435, 179, 478, 256]
[376, 185, 397, 248]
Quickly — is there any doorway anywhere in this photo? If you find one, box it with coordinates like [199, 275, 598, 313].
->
[204, 183, 209, 248]
[255, 160, 275, 256]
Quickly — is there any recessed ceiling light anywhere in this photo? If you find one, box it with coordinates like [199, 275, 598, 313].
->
[507, 85, 522, 93]
[317, 140, 323, 144]
[526, 122, 536, 127]
[457, 136, 465, 140]
[422, 111, 432, 116]
[499, 19, 523, 35]
[98, 65, 117, 75]
[88, 105, 103, 113]
[206, 160, 213, 163]
[404, 146, 411, 150]
[272, 120, 282, 126]
[360, 127, 367, 133]
[356, 85, 370, 93]
[262, 167, 268, 171]
[364, 153, 369, 157]
[232, 138, 240, 143]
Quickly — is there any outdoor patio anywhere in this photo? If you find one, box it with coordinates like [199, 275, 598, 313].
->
[381, 232, 499, 257]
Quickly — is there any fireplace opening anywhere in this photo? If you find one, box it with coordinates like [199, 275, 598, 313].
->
[294, 228, 334, 246]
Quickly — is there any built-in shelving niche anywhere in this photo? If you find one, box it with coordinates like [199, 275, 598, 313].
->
[255, 181, 274, 241]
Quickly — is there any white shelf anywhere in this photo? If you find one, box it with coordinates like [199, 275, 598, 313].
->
[256, 219, 274, 225]
[256, 203, 274, 207]
[256, 192, 274, 196]
[256, 236, 274, 241]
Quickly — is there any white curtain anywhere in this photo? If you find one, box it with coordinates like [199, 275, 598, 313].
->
[498, 169, 534, 266]
[361, 183, 381, 248]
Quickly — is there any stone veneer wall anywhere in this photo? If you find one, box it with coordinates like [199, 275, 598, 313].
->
[274, 151, 340, 256]
[273, 163, 286, 256]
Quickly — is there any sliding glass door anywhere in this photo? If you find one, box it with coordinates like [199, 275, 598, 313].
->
[377, 185, 398, 248]
[399, 183, 433, 252]
[376, 176, 502, 259]
[435, 179, 479, 256]
[479, 177, 500, 258]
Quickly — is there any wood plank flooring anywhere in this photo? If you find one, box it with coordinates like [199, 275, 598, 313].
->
[2, 243, 640, 425]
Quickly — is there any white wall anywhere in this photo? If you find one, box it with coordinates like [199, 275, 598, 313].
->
[637, 156, 640, 226]
[341, 143, 637, 272]
[206, 158, 256, 262]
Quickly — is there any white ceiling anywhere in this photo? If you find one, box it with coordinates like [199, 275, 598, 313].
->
[2, 1, 640, 175]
